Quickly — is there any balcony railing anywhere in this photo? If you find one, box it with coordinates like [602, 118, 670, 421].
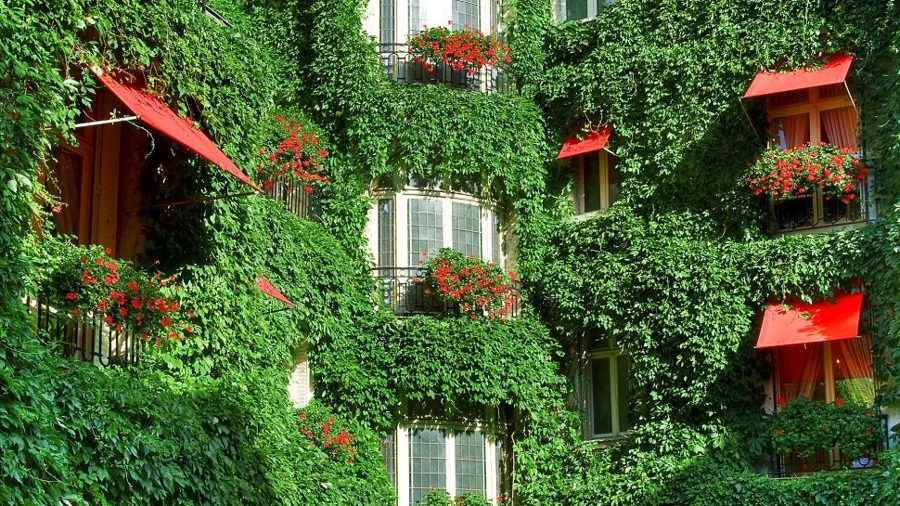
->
[771, 415, 889, 477]
[378, 43, 511, 94]
[372, 266, 522, 317]
[263, 177, 320, 220]
[25, 296, 143, 367]
[770, 182, 873, 233]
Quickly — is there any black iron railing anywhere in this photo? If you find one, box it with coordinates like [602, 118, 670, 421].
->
[371, 267, 522, 317]
[378, 43, 511, 94]
[772, 415, 889, 477]
[26, 296, 143, 367]
[770, 182, 873, 233]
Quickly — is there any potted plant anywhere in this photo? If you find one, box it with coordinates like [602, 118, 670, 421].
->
[408, 24, 512, 76]
[416, 248, 519, 320]
[770, 397, 881, 464]
[744, 142, 868, 204]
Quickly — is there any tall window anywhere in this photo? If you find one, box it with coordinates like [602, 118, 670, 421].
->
[452, 202, 482, 258]
[767, 84, 865, 231]
[776, 336, 874, 407]
[453, 0, 480, 29]
[385, 425, 500, 506]
[408, 0, 421, 36]
[380, 0, 396, 44]
[574, 151, 620, 215]
[408, 199, 443, 266]
[585, 336, 630, 438]
[378, 198, 395, 270]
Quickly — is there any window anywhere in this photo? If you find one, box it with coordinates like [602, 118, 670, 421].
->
[775, 336, 874, 407]
[558, 0, 613, 21]
[585, 336, 630, 438]
[408, 198, 444, 266]
[383, 425, 501, 506]
[453, 0, 480, 29]
[378, 198, 395, 271]
[380, 0, 396, 44]
[767, 84, 867, 231]
[573, 150, 620, 215]
[452, 202, 482, 259]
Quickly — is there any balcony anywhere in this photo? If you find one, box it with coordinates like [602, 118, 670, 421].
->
[372, 267, 521, 317]
[769, 183, 873, 234]
[25, 296, 143, 367]
[768, 415, 889, 477]
[378, 43, 510, 93]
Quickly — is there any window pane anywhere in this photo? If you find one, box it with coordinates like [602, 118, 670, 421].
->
[408, 0, 420, 36]
[408, 199, 443, 267]
[616, 354, 630, 431]
[591, 357, 613, 435]
[772, 113, 810, 150]
[455, 431, 486, 496]
[378, 199, 394, 268]
[410, 428, 446, 504]
[380, 432, 396, 488]
[583, 154, 601, 212]
[452, 202, 482, 259]
[566, 0, 588, 20]
[777, 343, 825, 401]
[492, 212, 501, 264]
[833, 335, 875, 406]
[453, 0, 480, 29]
[380, 0, 395, 44]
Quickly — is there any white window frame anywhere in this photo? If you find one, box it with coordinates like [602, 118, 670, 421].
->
[573, 150, 619, 216]
[395, 422, 500, 506]
[555, 0, 613, 22]
[367, 189, 499, 268]
[583, 339, 629, 439]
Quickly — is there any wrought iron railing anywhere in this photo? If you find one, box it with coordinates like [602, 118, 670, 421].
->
[371, 266, 522, 317]
[770, 182, 873, 233]
[263, 177, 320, 220]
[377, 43, 511, 94]
[25, 296, 143, 367]
[772, 415, 889, 477]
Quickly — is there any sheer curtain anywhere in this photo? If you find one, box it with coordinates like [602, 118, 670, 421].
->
[821, 106, 859, 151]
[778, 343, 824, 400]
[775, 114, 810, 149]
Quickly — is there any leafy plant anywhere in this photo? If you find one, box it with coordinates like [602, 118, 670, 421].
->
[770, 397, 882, 461]
[256, 113, 330, 193]
[418, 248, 519, 320]
[408, 25, 512, 75]
[744, 142, 868, 202]
[415, 489, 492, 506]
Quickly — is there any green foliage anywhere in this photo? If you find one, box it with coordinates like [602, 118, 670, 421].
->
[416, 489, 493, 506]
[421, 248, 519, 320]
[770, 397, 882, 461]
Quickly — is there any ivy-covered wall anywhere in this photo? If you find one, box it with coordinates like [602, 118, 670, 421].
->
[5, 0, 900, 505]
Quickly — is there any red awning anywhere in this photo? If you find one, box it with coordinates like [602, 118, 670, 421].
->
[742, 54, 854, 99]
[256, 275, 296, 308]
[755, 291, 863, 349]
[91, 67, 261, 192]
[556, 126, 612, 160]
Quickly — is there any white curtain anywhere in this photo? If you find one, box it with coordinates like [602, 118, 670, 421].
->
[821, 106, 859, 151]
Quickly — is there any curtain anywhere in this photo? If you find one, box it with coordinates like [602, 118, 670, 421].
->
[778, 343, 824, 401]
[51, 151, 82, 236]
[836, 335, 873, 380]
[775, 113, 810, 149]
[821, 106, 859, 151]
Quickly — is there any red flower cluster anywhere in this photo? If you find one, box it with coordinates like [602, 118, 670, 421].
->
[744, 142, 867, 203]
[419, 248, 519, 320]
[60, 247, 195, 345]
[296, 413, 358, 464]
[256, 115, 329, 194]
[408, 24, 512, 75]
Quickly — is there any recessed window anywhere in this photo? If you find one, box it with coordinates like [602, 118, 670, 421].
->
[584, 335, 630, 439]
[573, 151, 620, 215]
[775, 336, 874, 406]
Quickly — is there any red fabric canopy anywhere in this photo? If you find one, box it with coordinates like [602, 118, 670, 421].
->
[256, 275, 296, 308]
[91, 67, 260, 192]
[755, 291, 863, 349]
[556, 126, 612, 160]
[742, 54, 853, 99]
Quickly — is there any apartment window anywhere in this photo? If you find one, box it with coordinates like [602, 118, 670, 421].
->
[775, 335, 874, 407]
[585, 337, 630, 438]
[767, 84, 865, 231]
[452, 202, 482, 258]
[560, 0, 612, 21]
[408, 0, 421, 36]
[385, 425, 500, 506]
[453, 0, 480, 29]
[378, 199, 395, 269]
[408, 198, 444, 266]
[574, 151, 620, 214]
[380, 0, 396, 44]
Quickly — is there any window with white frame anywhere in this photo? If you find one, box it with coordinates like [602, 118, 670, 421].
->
[767, 84, 867, 231]
[585, 336, 630, 439]
[371, 191, 499, 268]
[453, 0, 480, 29]
[556, 0, 613, 22]
[382, 425, 501, 506]
[573, 150, 620, 215]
